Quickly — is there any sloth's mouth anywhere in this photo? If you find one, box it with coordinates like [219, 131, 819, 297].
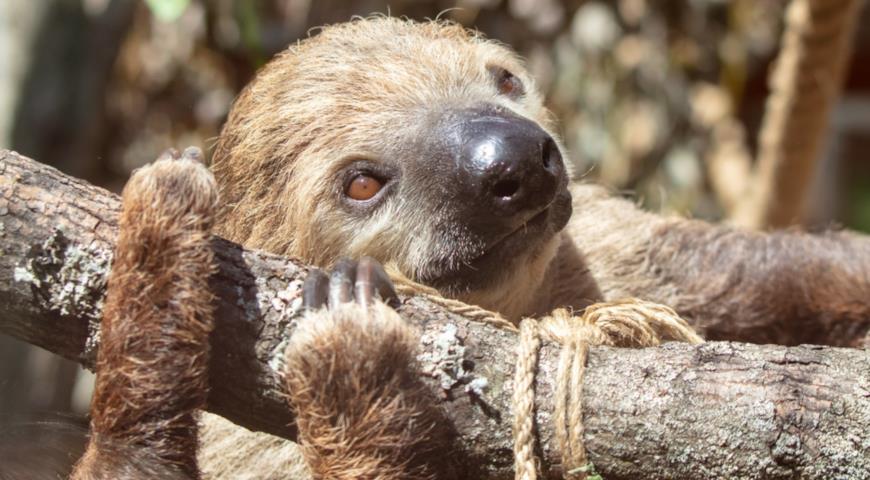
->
[483, 204, 552, 254]
[462, 204, 553, 275]
[421, 187, 572, 293]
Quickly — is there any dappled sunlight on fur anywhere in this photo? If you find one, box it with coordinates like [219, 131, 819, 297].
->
[285, 302, 454, 480]
[72, 153, 217, 479]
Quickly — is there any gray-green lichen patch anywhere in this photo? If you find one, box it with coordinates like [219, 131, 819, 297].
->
[254, 275, 304, 323]
[260, 278, 304, 375]
[465, 376, 489, 396]
[13, 228, 111, 323]
[419, 323, 488, 397]
[268, 337, 291, 375]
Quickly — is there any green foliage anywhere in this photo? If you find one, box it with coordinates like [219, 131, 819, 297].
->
[567, 462, 604, 480]
[144, 0, 191, 22]
[849, 179, 870, 233]
[235, 1, 266, 67]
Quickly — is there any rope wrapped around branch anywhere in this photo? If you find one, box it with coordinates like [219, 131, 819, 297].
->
[513, 300, 704, 480]
[387, 264, 704, 478]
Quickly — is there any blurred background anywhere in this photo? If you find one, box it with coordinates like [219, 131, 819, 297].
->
[2, 0, 870, 472]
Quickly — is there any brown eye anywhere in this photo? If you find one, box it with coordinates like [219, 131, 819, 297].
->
[492, 67, 524, 98]
[345, 174, 383, 201]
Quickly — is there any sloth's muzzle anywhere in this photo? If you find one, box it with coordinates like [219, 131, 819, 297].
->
[439, 105, 568, 234]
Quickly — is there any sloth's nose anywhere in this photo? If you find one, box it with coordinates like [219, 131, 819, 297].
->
[456, 107, 566, 221]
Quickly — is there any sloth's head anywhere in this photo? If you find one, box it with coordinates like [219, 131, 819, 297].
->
[213, 17, 571, 318]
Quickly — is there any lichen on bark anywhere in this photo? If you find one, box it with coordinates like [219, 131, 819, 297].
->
[13, 228, 111, 358]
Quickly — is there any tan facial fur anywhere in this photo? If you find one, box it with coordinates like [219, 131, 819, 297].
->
[212, 17, 566, 319]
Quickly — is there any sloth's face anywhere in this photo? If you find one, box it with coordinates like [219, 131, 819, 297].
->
[295, 20, 571, 316]
[214, 19, 571, 318]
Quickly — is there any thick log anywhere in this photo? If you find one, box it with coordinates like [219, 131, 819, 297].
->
[0, 149, 868, 479]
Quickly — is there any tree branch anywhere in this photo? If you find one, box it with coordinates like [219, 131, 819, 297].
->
[1, 150, 868, 479]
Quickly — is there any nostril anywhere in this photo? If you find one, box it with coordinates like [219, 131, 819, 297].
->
[492, 179, 520, 199]
[542, 139, 556, 170]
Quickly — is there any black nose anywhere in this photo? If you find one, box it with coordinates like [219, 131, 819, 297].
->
[455, 107, 565, 220]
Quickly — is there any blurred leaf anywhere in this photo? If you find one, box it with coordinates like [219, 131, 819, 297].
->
[236, 1, 266, 68]
[849, 180, 870, 233]
[144, 0, 190, 22]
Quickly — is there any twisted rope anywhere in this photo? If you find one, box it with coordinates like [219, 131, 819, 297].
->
[514, 319, 541, 480]
[734, 0, 864, 228]
[385, 265, 704, 478]
[514, 300, 703, 479]
[387, 263, 518, 331]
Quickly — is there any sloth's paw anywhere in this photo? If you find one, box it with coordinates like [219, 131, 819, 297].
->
[288, 257, 409, 399]
[121, 146, 218, 227]
[284, 257, 443, 479]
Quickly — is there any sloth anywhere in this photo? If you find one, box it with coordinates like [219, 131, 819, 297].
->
[210, 17, 870, 345]
[68, 16, 869, 480]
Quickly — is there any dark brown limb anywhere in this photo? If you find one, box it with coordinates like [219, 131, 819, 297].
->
[648, 219, 870, 347]
[71, 149, 218, 479]
[1, 150, 868, 479]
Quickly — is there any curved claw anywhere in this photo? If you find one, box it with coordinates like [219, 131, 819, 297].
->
[328, 258, 357, 308]
[155, 146, 205, 165]
[181, 146, 205, 164]
[355, 256, 399, 307]
[156, 148, 180, 162]
[303, 257, 400, 312]
[302, 268, 329, 311]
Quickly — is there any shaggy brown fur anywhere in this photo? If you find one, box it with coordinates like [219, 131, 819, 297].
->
[285, 302, 451, 480]
[212, 16, 870, 340]
[201, 16, 869, 478]
[71, 150, 217, 479]
[564, 185, 870, 346]
[73, 15, 870, 480]
[211, 18, 561, 320]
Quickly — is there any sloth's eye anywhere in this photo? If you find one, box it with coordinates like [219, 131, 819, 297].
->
[345, 174, 383, 201]
[491, 67, 524, 98]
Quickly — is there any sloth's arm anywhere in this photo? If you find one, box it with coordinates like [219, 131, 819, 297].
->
[285, 258, 455, 480]
[566, 184, 870, 346]
[71, 149, 217, 479]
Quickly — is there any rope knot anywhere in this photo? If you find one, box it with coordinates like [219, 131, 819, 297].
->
[384, 267, 703, 479]
[514, 299, 703, 479]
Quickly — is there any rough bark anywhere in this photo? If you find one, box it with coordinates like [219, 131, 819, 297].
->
[1, 149, 868, 479]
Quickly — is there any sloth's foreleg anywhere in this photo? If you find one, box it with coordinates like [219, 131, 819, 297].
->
[285, 257, 454, 480]
[72, 148, 217, 479]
